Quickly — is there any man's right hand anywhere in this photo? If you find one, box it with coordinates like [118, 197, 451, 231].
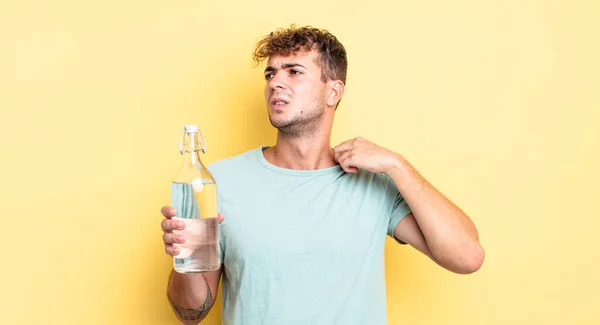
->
[161, 206, 185, 257]
[161, 205, 225, 324]
[161, 206, 225, 257]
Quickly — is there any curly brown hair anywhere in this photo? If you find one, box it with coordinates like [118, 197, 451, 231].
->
[252, 25, 348, 84]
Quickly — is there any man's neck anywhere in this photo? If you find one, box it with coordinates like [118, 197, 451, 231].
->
[263, 133, 337, 170]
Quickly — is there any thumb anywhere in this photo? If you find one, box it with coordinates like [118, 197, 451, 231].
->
[217, 212, 225, 224]
[344, 166, 359, 173]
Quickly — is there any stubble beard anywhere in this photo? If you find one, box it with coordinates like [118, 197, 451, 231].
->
[269, 93, 326, 139]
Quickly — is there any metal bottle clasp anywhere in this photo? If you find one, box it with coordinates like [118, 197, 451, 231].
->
[179, 128, 206, 154]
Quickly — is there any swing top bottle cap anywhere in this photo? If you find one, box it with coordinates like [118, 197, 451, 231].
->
[184, 125, 198, 133]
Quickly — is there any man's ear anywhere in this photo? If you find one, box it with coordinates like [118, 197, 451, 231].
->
[327, 80, 345, 107]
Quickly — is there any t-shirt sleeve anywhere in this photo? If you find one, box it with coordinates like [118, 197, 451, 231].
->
[220, 239, 225, 264]
[218, 214, 224, 264]
[215, 186, 225, 265]
[384, 174, 412, 244]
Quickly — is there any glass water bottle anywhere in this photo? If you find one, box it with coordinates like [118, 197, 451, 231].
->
[171, 124, 220, 273]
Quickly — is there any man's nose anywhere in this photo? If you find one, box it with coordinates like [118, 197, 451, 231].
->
[268, 72, 286, 90]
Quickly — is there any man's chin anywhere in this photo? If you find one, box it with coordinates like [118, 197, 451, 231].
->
[268, 116, 292, 129]
[270, 122, 293, 131]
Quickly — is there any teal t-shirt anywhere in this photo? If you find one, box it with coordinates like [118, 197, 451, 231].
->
[207, 146, 412, 325]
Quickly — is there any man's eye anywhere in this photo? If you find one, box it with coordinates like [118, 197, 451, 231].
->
[265, 73, 274, 80]
[290, 69, 300, 75]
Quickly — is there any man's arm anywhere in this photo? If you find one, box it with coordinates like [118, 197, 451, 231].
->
[387, 157, 484, 274]
[161, 205, 225, 324]
[333, 137, 484, 274]
[167, 267, 222, 325]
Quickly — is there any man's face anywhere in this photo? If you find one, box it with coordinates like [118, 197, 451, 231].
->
[263, 50, 328, 137]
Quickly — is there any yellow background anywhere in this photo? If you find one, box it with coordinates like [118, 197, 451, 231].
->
[1, 1, 598, 324]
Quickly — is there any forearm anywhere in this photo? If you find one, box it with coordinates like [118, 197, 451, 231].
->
[387, 155, 484, 272]
[167, 270, 214, 324]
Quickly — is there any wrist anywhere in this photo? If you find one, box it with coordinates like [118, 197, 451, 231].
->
[384, 153, 408, 176]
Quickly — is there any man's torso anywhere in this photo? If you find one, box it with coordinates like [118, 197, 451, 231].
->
[208, 146, 410, 325]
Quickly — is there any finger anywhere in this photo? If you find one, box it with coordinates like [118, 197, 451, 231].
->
[165, 244, 180, 257]
[161, 219, 171, 233]
[333, 137, 365, 154]
[161, 219, 185, 232]
[338, 151, 359, 173]
[339, 160, 359, 173]
[161, 206, 177, 218]
[333, 146, 352, 163]
[163, 232, 185, 244]
[333, 141, 353, 154]
[338, 149, 353, 164]
[217, 213, 225, 224]
[345, 166, 359, 173]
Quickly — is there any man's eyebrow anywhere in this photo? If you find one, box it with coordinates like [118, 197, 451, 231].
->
[264, 63, 306, 73]
[282, 63, 306, 69]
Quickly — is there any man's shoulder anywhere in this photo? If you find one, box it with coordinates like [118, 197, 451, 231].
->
[206, 146, 261, 175]
[348, 169, 393, 190]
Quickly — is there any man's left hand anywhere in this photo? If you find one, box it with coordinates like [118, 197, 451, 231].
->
[333, 137, 402, 174]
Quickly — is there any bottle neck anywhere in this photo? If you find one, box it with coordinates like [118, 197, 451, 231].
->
[180, 132, 204, 168]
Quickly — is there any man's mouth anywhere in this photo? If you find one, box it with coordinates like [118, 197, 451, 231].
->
[271, 97, 290, 107]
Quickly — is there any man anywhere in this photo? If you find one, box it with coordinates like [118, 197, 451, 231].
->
[160, 25, 484, 325]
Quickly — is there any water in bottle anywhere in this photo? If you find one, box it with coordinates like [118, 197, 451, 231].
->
[171, 125, 220, 273]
